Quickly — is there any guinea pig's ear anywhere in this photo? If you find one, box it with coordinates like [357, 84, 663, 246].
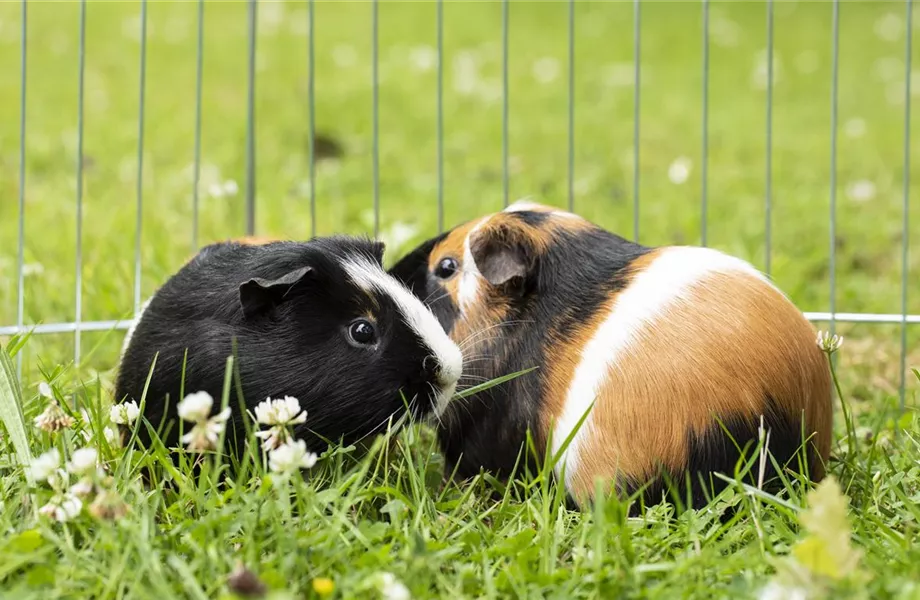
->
[469, 228, 534, 298]
[239, 266, 313, 318]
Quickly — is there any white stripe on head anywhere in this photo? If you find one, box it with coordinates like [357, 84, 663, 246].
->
[552, 246, 771, 490]
[503, 199, 580, 220]
[503, 198, 541, 213]
[458, 217, 489, 313]
[342, 256, 463, 413]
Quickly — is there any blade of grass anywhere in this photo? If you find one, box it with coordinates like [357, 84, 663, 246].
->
[453, 366, 538, 399]
[6, 329, 34, 358]
[0, 341, 33, 484]
[166, 555, 210, 600]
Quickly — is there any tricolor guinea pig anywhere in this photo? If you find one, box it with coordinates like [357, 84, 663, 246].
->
[389, 201, 832, 510]
[114, 236, 463, 456]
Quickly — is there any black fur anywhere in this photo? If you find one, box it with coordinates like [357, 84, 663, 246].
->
[511, 210, 550, 228]
[115, 236, 449, 456]
[631, 395, 810, 514]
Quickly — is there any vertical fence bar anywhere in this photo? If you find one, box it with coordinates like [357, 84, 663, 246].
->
[633, 0, 641, 242]
[245, 0, 257, 236]
[15, 0, 27, 377]
[437, 0, 444, 233]
[829, 0, 839, 338]
[372, 0, 380, 238]
[192, 0, 204, 251]
[502, 0, 510, 208]
[700, 0, 709, 247]
[309, 0, 316, 238]
[134, 0, 148, 315]
[74, 0, 87, 368]
[900, 0, 913, 410]
[765, 0, 774, 276]
[567, 0, 575, 212]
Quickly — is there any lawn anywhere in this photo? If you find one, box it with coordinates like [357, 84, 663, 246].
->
[1, 0, 919, 597]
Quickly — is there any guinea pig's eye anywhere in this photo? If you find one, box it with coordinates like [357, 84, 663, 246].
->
[348, 319, 377, 346]
[434, 257, 459, 280]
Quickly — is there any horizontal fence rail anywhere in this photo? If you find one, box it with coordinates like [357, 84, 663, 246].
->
[2, 0, 916, 409]
[4, 312, 920, 341]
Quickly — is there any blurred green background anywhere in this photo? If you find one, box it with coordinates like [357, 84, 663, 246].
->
[0, 0, 917, 404]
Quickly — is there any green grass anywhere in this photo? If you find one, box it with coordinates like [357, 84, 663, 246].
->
[0, 0, 919, 597]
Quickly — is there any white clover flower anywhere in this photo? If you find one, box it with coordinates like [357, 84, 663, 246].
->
[27, 448, 61, 483]
[758, 582, 808, 600]
[69, 478, 95, 498]
[844, 118, 867, 139]
[846, 180, 876, 203]
[23, 262, 45, 277]
[33, 402, 75, 433]
[409, 45, 436, 72]
[38, 382, 54, 399]
[816, 331, 844, 354]
[254, 396, 307, 426]
[177, 391, 214, 423]
[103, 427, 119, 446]
[79, 409, 93, 442]
[207, 182, 226, 199]
[874, 12, 903, 42]
[268, 439, 318, 474]
[332, 44, 357, 68]
[110, 400, 140, 425]
[67, 448, 99, 476]
[47, 468, 70, 491]
[378, 573, 411, 600]
[180, 407, 231, 452]
[255, 426, 288, 452]
[532, 57, 560, 84]
[38, 494, 83, 523]
[668, 157, 692, 185]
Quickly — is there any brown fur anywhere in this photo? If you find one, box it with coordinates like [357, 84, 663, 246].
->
[560, 259, 832, 500]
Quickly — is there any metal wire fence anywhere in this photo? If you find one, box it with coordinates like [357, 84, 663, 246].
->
[0, 0, 916, 407]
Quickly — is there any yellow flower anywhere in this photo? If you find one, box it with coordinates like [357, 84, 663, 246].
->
[792, 476, 862, 580]
[312, 577, 335, 596]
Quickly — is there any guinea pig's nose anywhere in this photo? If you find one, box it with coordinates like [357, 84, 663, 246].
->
[422, 355, 456, 388]
[422, 355, 440, 380]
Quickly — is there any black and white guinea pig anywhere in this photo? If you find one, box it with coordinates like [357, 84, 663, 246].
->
[389, 200, 833, 510]
[114, 235, 463, 454]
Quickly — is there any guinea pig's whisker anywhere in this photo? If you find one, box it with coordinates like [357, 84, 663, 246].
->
[456, 320, 534, 350]
[459, 354, 493, 364]
[422, 288, 453, 305]
[446, 396, 475, 423]
[428, 382, 446, 428]
[350, 402, 411, 445]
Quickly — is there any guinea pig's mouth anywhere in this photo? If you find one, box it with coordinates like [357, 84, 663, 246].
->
[404, 379, 458, 425]
[430, 380, 458, 420]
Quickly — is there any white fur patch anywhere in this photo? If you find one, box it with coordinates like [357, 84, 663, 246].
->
[551, 246, 771, 490]
[119, 297, 153, 360]
[342, 257, 463, 415]
[458, 217, 488, 313]
[503, 199, 580, 220]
